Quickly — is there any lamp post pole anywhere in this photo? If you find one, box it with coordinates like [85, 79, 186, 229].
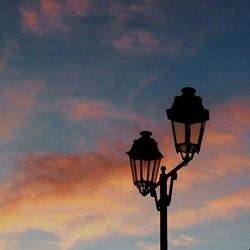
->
[159, 167, 168, 250]
[127, 87, 209, 250]
[158, 166, 178, 250]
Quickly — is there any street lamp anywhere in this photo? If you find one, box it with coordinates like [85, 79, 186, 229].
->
[127, 87, 209, 250]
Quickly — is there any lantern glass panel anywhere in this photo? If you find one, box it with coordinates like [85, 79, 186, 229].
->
[148, 160, 153, 182]
[190, 122, 202, 145]
[141, 160, 149, 182]
[130, 158, 136, 183]
[152, 159, 161, 183]
[173, 121, 185, 145]
[135, 159, 141, 181]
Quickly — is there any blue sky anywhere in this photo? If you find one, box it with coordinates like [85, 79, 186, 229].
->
[0, 0, 249, 249]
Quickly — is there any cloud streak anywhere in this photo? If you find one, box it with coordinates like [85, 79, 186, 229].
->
[0, 83, 41, 141]
[170, 235, 202, 246]
[0, 42, 20, 71]
[110, 30, 159, 52]
[20, 0, 92, 34]
[171, 187, 250, 229]
[19, 0, 225, 55]
[63, 98, 141, 121]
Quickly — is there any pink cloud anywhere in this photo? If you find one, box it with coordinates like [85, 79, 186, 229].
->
[0, 83, 41, 141]
[108, 1, 161, 31]
[171, 187, 250, 229]
[59, 97, 250, 185]
[62, 98, 147, 123]
[41, 0, 61, 15]
[20, 2, 65, 34]
[107, 1, 183, 54]
[0, 151, 156, 248]
[213, 99, 250, 132]
[111, 30, 159, 52]
[68, 100, 115, 120]
[21, 9, 41, 33]
[66, 0, 91, 16]
[20, 0, 91, 34]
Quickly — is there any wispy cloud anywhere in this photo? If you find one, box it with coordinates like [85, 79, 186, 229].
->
[0, 42, 19, 71]
[59, 98, 152, 133]
[171, 187, 250, 229]
[106, 1, 221, 54]
[110, 30, 159, 52]
[170, 234, 202, 246]
[106, 1, 179, 54]
[63, 98, 139, 121]
[137, 242, 159, 250]
[19, 0, 223, 55]
[127, 74, 160, 107]
[0, 97, 249, 248]
[0, 151, 156, 248]
[20, 0, 92, 34]
[65, 0, 91, 16]
[0, 83, 41, 141]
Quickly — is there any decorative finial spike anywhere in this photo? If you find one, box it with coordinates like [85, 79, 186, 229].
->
[161, 166, 166, 173]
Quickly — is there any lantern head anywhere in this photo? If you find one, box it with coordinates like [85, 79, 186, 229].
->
[127, 131, 163, 195]
[166, 87, 209, 160]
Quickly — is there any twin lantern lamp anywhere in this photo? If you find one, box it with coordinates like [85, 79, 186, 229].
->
[127, 87, 209, 250]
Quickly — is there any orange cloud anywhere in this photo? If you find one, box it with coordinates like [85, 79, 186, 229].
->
[56, 96, 250, 195]
[68, 100, 116, 120]
[0, 151, 157, 248]
[170, 187, 250, 229]
[0, 93, 249, 248]
[41, 0, 61, 14]
[62, 98, 148, 125]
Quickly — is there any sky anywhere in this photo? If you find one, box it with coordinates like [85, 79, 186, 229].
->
[0, 0, 249, 249]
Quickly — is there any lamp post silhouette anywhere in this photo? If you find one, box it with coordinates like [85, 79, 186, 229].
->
[127, 87, 209, 250]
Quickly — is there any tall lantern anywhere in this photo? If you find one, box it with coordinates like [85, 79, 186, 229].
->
[166, 87, 209, 160]
[127, 131, 164, 195]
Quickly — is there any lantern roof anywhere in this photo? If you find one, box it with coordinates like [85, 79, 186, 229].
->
[166, 87, 209, 123]
[127, 131, 164, 160]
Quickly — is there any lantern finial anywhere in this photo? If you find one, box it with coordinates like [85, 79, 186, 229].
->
[140, 131, 152, 137]
[181, 87, 196, 95]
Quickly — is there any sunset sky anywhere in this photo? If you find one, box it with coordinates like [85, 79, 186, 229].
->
[0, 0, 250, 249]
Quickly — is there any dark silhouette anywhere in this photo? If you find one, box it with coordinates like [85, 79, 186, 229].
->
[127, 87, 209, 250]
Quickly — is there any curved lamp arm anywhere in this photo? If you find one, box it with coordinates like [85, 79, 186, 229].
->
[143, 158, 191, 211]
[150, 170, 178, 210]
[164, 158, 190, 180]
[143, 158, 190, 197]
